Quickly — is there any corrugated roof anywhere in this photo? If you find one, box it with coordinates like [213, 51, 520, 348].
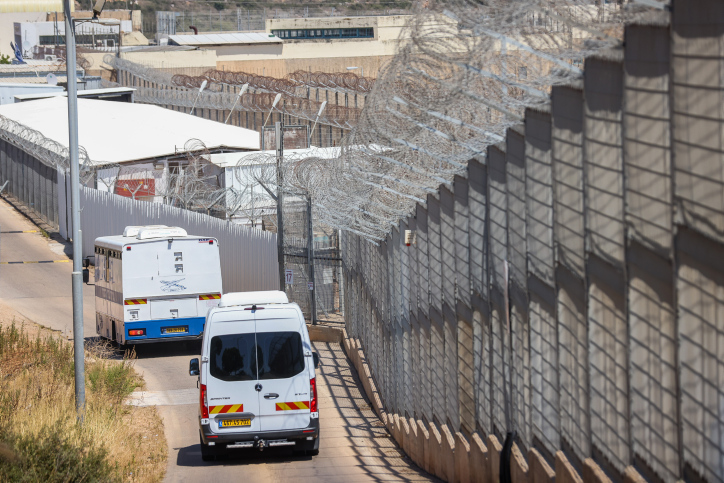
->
[0, 0, 68, 13]
[0, 76, 70, 84]
[13, 87, 135, 101]
[168, 32, 282, 46]
[0, 97, 259, 165]
[123, 45, 197, 53]
[210, 147, 341, 168]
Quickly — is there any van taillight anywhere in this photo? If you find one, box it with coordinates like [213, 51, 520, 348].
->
[200, 384, 209, 419]
[310, 378, 318, 413]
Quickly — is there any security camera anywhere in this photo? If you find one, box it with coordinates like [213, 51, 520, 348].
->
[93, 0, 106, 18]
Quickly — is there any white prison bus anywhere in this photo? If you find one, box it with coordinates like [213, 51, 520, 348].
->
[94, 225, 223, 345]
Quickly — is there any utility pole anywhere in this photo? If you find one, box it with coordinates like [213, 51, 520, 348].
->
[63, 0, 85, 423]
[307, 196, 316, 324]
[275, 121, 285, 291]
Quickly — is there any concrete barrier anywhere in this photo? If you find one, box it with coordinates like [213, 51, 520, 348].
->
[512, 443, 529, 483]
[529, 448, 555, 483]
[470, 432, 488, 483]
[583, 458, 612, 483]
[440, 424, 456, 482]
[307, 323, 344, 343]
[454, 432, 470, 483]
[339, 330, 652, 483]
[487, 435, 502, 482]
[556, 451, 583, 483]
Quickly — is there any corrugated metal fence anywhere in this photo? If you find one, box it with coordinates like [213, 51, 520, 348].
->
[342, 11, 724, 483]
[0, 138, 59, 227]
[58, 170, 279, 294]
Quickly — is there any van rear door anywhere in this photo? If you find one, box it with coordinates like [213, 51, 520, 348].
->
[205, 313, 260, 435]
[254, 308, 311, 432]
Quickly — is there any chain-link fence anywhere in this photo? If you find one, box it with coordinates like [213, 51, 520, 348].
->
[264, 198, 342, 324]
[342, 4, 724, 483]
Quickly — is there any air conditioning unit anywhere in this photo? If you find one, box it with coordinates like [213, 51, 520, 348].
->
[44, 54, 57, 61]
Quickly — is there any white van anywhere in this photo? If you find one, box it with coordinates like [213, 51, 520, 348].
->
[189, 290, 320, 461]
[94, 225, 222, 345]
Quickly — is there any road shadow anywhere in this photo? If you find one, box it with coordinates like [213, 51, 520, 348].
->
[132, 340, 203, 359]
[85, 337, 202, 361]
[175, 443, 312, 468]
[171, 341, 438, 481]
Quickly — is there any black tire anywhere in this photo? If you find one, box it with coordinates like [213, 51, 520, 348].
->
[200, 435, 217, 462]
[294, 436, 320, 457]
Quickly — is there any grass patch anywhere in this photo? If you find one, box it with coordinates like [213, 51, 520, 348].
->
[0, 322, 166, 482]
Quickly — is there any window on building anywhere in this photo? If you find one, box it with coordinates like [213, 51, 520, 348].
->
[271, 27, 374, 41]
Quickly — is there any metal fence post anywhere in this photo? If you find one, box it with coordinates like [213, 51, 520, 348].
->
[275, 121, 285, 291]
[308, 196, 316, 324]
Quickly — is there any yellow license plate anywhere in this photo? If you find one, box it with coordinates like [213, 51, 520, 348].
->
[220, 419, 251, 428]
[163, 327, 187, 334]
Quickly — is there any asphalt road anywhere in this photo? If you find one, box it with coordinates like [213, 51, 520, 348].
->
[0, 198, 436, 483]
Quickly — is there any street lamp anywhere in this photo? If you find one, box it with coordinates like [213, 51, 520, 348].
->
[346, 66, 363, 78]
[225, 83, 248, 124]
[61, 0, 120, 425]
[309, 100, 327, 146]
[189, 79, 207, 116]
[63, 0, 94, 424]
[262, 93, 282, 129]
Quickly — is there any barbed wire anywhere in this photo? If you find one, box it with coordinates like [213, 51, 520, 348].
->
[99, 0, 667, 243]
[288, 70, 375, 93]
[171, 69, 375, 95]
[106, 55, 361, 129]
[263, 0, 658, 243]
[0, 114, 95, 183]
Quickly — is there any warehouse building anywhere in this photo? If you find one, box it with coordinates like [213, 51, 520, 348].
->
[0, 96, 259, 214]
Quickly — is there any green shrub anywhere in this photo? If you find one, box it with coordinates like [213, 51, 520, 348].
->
[88, 359, 140, 404]
[0, 423, 119, 483]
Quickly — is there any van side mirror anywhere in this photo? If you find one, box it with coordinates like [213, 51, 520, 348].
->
[312, 352, 319, 369]
[189, 358, 200, 376]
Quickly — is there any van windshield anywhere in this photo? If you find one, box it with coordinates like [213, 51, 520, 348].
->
[209, 334, 257, 382]
[256, 331, 305, 380]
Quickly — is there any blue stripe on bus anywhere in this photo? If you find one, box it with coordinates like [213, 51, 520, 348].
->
[125, 317, 206, 340]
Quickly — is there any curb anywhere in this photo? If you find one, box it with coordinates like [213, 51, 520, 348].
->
[306, 323, 344, 343]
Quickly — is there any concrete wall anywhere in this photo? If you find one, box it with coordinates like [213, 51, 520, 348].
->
[342, 7, 724, 483]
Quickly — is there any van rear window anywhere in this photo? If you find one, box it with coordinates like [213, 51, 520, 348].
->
[256, 332, 305, 380]
[209, 334, 257, 382]
[209, 331, 305, 381]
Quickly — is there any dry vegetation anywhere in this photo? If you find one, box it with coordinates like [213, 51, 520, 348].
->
[0, 320, 167, 482]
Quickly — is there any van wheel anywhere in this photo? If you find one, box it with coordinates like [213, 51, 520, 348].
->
[293, 437, 319, 457]
[200, 437, 216, 462]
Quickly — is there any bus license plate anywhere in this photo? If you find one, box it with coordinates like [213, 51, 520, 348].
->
[162, 326, 188, 334]
[220, 419, 251, 428]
